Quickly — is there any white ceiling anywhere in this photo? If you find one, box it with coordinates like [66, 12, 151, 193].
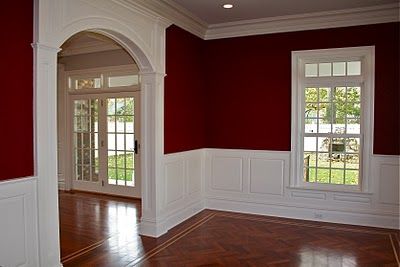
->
[170, 0, 398, 24]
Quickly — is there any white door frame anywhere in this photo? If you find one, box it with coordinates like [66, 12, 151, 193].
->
[34, 0, 171, 266]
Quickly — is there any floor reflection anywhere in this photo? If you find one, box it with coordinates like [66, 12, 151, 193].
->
[299, 246, 357, 267]
[59, 191, 141, 261]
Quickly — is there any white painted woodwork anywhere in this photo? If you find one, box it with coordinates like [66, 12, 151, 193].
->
[0, 177, 39, 267]
[211, 157, 243, 192]
[160, 149, 204, 235]
[249, 158, 284, 195]
[0, 1, 398, 266]
[205, 149, 399, 229]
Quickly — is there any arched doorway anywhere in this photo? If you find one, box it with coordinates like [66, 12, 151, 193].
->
[34, 6, 169, 264]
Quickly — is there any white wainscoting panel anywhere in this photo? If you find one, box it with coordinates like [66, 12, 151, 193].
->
[0, 177, 39, 267]
[205, 149, 400, 229]
[211, 156, 243, 192]
[165, 161, 185, 205]
[374, 155, 400, 205]
[249, 158, 284, 195]
[161, 149, 205, 234]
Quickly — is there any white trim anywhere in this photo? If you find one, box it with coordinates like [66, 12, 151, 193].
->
[204, 148, 399, 229]
[205, 3, 399, 40]
[291, 46, 375, 192]
[114, 0, 206, 38]
[111, 2, 399, 40]
[205, 197, 398, 229]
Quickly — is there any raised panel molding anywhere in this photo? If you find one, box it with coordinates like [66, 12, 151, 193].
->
[249, 158, 284, 195]
[205, 149, 399, 229]
[161, 149, 205, 235]
[291, 191, 326, 200]
[165, 161, 185, 205]
[211, 156, 243, 192]
[376, 156, 400, 205]
[0, 177, 39, 267]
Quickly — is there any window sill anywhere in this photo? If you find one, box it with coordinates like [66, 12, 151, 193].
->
[286, 186, 373, 195]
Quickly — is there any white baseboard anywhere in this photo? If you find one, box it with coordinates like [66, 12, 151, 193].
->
[205, 197, 399, 229]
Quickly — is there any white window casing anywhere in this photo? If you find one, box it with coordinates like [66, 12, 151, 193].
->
[290, 46, 375, 193]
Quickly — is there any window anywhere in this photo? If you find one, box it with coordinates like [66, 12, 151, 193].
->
[67, 66, 139, 91]
[291, 47, 374, 191]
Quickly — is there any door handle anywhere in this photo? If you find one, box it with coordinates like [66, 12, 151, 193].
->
[134, 140, 139, 154]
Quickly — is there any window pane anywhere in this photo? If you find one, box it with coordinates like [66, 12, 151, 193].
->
[334, 87, 346, 103]
[304, 152, 317, 168]
[345, 170, 358, 185]
[318, 153, 330, 168]
[108, 134, 115, 150]
[346, 154, 360, 169]
[126, 153, 134, 169]
[126, 117, 134, 133]
[318, 63, 331, 77]
[347, 118, 360, 134]
[305, 103, 318, 117]
[305, 118, 317, 133]
[318, 137, 329, 152]
[75, 78, 101, 89]
[116, 98, 125, 115]
[108, 75, 139, 87]
[108, 99, 116, 115]
[116, 116, 125, 133]
[108, 152, 116, 168]
[333, 62, 346, 76]
[126, 134, 135, 151]
[319, 87, 330, 102]
[305, 64, 318, 77]
[345, 103, 361, 118]
[346, 138, 360, 154]
[124, 98, 134, 115]
[318, 119, 331, 133]
[304, 167, 316, 182]
[347, 61, 361, 76]
[126, 169, 134, 187]
[108, 168, 117, 179]
[331, 154, 345, 168]
[316, 168, 330, 183]
[304, 137, 317, 152]
[116, 134, 125, 150]
[347, 87, 361, 102]
[331, 169, 344, 184]
[83, 165, 90, 181]
[305, 87, 318, 102]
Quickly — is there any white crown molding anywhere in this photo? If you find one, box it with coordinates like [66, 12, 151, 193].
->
[115, 1, 399, 40]
[205, 3, 400, 40]
[121, 0, 207, 39]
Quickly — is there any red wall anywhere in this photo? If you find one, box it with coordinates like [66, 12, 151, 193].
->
[164, 25, 206, 153]
[0, 2, 34, 180]
[204, 22, 399, 155]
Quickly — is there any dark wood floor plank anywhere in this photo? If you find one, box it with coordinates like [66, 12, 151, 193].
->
[59, 191, 399, 266]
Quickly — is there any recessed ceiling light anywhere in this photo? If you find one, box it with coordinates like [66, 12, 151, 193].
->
[222, 4, 234, 9]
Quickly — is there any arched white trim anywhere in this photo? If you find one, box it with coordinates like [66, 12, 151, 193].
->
[34, 1, 170, 266]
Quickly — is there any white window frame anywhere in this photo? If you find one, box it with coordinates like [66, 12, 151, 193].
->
[66, 64, 140, 94]
[290, 46, 375, 193]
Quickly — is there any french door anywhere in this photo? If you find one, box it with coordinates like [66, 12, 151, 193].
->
[70, 92, 141, 198]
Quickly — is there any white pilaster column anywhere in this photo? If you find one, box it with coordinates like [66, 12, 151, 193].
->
[32, 42, 62, 267]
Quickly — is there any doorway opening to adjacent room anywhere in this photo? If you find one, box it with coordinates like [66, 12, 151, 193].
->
[56, 31, 142, 262]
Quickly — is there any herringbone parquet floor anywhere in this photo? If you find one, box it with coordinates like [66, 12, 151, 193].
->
[60, 191, 399, 266]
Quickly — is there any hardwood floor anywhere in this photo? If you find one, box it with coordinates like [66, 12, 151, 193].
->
[59, 191, 399, 266]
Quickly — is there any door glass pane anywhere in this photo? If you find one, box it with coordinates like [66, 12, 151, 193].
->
[106, 97, 136, 187]
[73, 99, 99, 183]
